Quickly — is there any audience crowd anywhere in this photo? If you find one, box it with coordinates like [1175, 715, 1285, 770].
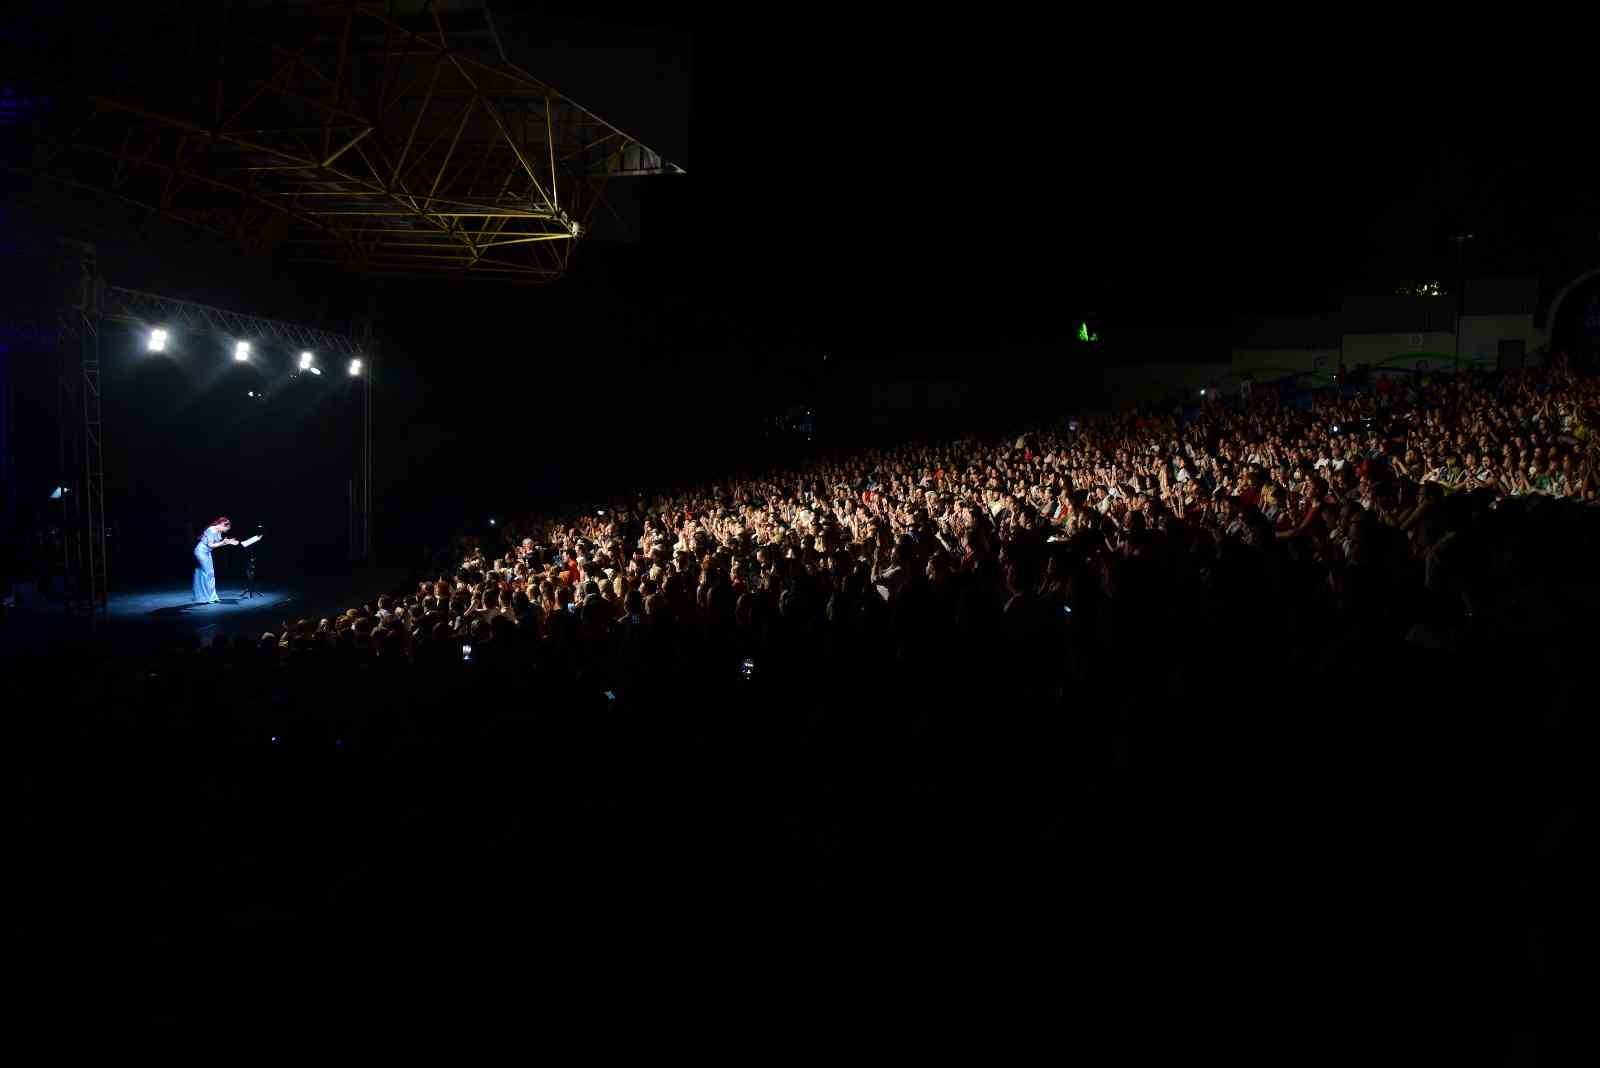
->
[14, 354, 1593, 1042]
[348, 354, 1598, 679]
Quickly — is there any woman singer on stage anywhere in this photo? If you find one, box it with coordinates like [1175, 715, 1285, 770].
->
[193, 516, 239, 604]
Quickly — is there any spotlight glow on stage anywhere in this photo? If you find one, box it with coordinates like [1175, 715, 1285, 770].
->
[308, 366, 322, 376]
[234, 341, 251, 361]
[299, 351, 314, 370]
[348, 358, 362, 376]
[147, 328, 168, 353]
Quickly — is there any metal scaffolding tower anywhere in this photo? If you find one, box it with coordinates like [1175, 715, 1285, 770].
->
[55, 240, 108, 616]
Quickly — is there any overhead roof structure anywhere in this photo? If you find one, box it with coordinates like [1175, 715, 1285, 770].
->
[8, 0, 684, 282]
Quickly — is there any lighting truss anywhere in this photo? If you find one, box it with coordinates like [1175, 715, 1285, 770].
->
[14, 1, 683, 282]
[101, 286, 365, 361]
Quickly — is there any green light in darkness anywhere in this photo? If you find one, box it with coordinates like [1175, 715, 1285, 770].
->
[1078, 321, 1098, 342]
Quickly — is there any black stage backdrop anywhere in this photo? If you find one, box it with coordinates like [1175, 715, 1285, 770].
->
[100, 321, 363, 585]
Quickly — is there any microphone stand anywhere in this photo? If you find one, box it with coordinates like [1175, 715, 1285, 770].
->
[242, 528, 261, 599]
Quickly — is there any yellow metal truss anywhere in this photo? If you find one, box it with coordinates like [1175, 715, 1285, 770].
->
[23, 1, 682, 281]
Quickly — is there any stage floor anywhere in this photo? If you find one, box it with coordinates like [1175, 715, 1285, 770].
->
[2, 569, 413, 658]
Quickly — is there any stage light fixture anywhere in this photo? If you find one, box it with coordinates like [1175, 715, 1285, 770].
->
[349, 358, 363, 376]
[147, 328, 168, 353]
[234, 341, 251, 361]
[300, 351, 314, 370]
[308, 366, 322, 376]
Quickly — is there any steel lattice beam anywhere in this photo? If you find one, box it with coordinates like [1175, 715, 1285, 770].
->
[7, 0, 683, 283]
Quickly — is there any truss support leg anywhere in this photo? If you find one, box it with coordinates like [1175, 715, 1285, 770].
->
[56, 239, 107, 618]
